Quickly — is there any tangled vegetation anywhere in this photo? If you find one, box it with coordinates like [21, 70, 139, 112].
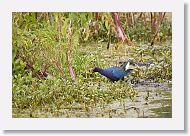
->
[12, 12, 172, 118]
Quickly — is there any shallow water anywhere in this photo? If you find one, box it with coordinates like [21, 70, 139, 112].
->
[105, 82, 172, 118]
[80, 82, 172, 118]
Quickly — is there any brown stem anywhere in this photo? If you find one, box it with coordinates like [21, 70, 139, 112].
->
[55, 61, 65, 79]
[151, 12, 166, 46]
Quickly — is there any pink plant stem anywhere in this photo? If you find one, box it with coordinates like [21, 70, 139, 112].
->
[112, 12, 126, 41]
[67, 33, 76, 81]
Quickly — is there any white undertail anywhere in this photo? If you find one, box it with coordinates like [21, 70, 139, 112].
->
[125, 62, 130, 71]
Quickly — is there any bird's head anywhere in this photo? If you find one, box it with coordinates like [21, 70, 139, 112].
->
[90, 62, 98, 73]
[91, 67, 98, 73]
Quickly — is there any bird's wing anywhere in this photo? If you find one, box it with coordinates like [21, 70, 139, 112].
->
[112, 68, 126, 79]
[103, 67, 120, 80]
[105, 67, 125, 79]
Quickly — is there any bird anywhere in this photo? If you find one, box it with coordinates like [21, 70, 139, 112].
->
[92, 62, 133, 82]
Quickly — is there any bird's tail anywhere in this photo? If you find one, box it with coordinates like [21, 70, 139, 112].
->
[125, 68, 133, 76]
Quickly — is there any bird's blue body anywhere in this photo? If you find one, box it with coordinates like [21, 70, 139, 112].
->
[93, 66, 133, 81]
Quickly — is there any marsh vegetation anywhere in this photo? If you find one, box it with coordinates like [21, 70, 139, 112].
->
[12, 12, 172, 118]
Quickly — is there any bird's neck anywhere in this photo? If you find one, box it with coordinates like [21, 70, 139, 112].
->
[94, 67, 104, 72]
[93, 67, 107, 75]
